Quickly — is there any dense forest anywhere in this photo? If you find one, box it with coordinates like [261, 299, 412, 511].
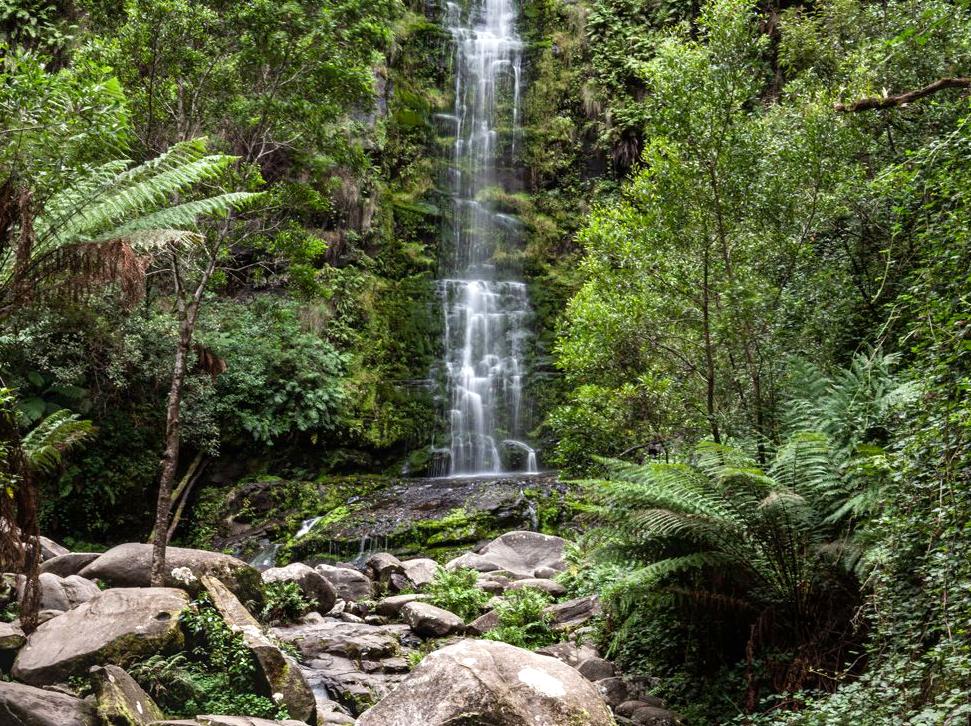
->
[1, 0, 970, 724]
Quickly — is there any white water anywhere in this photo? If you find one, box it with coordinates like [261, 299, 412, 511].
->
[439, 0, 537, 476]
[295, 516, 322, 539]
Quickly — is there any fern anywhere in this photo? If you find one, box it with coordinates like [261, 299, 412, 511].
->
[21, 409, 94, 475]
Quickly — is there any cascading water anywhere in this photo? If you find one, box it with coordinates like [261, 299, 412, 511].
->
[437, 0, 538, 476]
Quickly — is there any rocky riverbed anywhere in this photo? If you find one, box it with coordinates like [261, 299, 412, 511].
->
[0, 530, 683, 725]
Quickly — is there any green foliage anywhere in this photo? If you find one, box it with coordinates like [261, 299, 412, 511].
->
[20, 408, 94, 476]
[425, 566, 490, 622]
[482, 588, 560, 650]
[129, 595, 288, 719]
[259, 581, 317, 625]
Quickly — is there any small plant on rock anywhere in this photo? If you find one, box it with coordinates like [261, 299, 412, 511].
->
[259, 581, 317, 625]
[426, 566, 490, 621]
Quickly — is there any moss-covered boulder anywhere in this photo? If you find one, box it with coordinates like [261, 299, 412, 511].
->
[91, 664, 165, 725]
[11, 587, 188, 686]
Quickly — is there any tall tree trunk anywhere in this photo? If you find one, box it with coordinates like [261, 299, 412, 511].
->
[150, 247, 217, 586]
[702, 244, 720, 443]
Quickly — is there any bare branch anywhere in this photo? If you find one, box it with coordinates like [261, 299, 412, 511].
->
[834, 78, 971, 112]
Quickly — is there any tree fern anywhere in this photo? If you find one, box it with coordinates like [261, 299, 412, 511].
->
[20, 409, 94, 475]
[1, 138, 260, 313]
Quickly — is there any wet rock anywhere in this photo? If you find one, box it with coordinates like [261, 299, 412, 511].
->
[261, 563, 337, 615]
[298, 654, 409, 716]
[577, 656, 615, 681]
[201, 576, 316, 724]
[401, 601, 464, 637]
[40, 553, 100, 578]
[90, 664, 164, 725]
[12, 587, 188, 686]
[446, 531, 567, 579]
[315, 564, 373, 602]
[374, 593, 427, 617]
[356, 639, 614, 726]
[546, 594, 601, 629]
[79, 543, 262, 604]
[507, 577, 566, 597]
[400, 558, 438, 589]
[0, 680, 97, 725]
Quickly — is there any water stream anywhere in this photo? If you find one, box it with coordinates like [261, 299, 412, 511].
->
[439, 0, 538, 476]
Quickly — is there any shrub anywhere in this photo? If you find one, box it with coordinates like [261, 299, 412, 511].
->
[426, 566, 490, 621]
[482, 588, 560, 650]
[259, 581, 317, 625]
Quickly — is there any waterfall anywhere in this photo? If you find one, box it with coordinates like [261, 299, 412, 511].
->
[439, 0, 538, 476]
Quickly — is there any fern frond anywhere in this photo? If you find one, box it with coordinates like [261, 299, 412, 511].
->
[108, 192, 261, 238]
[21, 410, 94, 475]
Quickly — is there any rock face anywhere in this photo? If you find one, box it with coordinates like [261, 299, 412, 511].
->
[400, 602, 464, 637]
[546, 594, 601, 629]
[374, 594, 426, 618]
[12, 587, 188, 686]
[79, 543, 262, 603]
[0, 620, 26, 650]
[261, 563, 337, 614]
[314, 564, 373, 603]
[91, 664, 165, 725]
[39, 553, 101, 578]
[38, 536, 70, 561]
[446, 531, 567, 579]
[357, 639, 614, 726]
[0, 680, 98, 726]
[200, 576, 316, 724]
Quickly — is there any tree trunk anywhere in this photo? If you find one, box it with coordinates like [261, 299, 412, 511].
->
[702, 244, 721, 443]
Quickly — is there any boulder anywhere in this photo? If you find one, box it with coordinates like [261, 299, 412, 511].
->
[271, 619, 410, 661]
[261, 563, 337, 614]
[315, 564, 373, 602]
[91, 664, 164, 725]
[507, 578, 566, 597]
[363, 553, 405, 585]
[0, 680, 98, 726]
[595, 676, 629, 708]
[79, 544, 261, 603]
[617, 699, 667, 717]
[446, 531, 567, 579]
[400, 559, 438, 589]
[0, 620, 26, 650]
[630, 706, 683, 725]
[475, 574, 511, 594]
[466, 609, 499, 635]
[148, 718, 311, 726]
[38, 536, 70, 561]
[577, 656, 615, 681]
[535, 640, 600, 667]
[12, 587, 188, 685]
[400, 602, 464, 637]
[27, 572, 100, 612]
[200, 576, 316, 724]
[40, 553, 101, 578]
[546, 595, 601, 629]
[356, 639, 614, 726]
[374, 593, 427, 618]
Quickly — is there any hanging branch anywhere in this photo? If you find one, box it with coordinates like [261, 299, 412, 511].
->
[834, 78, 971, 112]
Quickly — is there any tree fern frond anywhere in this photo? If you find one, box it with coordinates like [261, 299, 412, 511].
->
[108, 192, 261, 238]
[21, 409, 95, 475]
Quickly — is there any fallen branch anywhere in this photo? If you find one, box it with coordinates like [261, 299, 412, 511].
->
[835, 77, 971, 112]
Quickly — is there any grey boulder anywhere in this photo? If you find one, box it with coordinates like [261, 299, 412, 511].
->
[400, 601, 465, 637]
[315, 564, 373, 602]
[357, 639, 614, 726]
[11, 587, 188, 686]
[79, 543, 262, 603]
[400, 558, 438, 589]
[261, 562, 337, 614]
[0, 680, 97, 726]
[446, 531, 567, 579]
[39, 553, 100, 578]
